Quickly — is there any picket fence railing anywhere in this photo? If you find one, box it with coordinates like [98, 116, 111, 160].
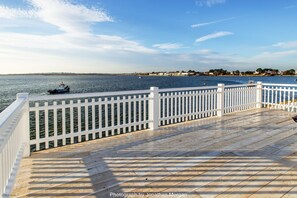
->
[1, 81, 297, 196]
[262, 83, 297, 112]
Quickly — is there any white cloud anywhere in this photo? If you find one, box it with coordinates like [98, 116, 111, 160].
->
[196, 0, 226, 7]
[273, 41, 297, 48]
[29, 0, 113, 34]
[252, 50, 297, 60]
[195, 31, 233, 43]
[0, 1, 154, 54]
[0, 32, 156, 54]
[0, 0, 112, 34]
[0, 0, 160, 74]
[191, 17, 235, 28]
[0, 6, 36, 19]
[152, 43, 183, 50]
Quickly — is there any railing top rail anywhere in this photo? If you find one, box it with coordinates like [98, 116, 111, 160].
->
[224, 83, 257, 88]
[159, 85, 218, 92]
[0, 98, 25, 129]
[159, 83, 255, 93]
[262, 83, 297, 87]
[29, 89, 150, 101]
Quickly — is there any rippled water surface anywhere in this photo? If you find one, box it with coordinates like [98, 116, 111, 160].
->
[0, 75, 296, 112]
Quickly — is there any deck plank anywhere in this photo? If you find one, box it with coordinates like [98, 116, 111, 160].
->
[11, 109, 297, 197]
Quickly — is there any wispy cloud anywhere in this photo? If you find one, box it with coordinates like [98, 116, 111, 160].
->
[0, 0, 159, 74]
[195, 0, 226, 7]
[0, 0, 113, 34]
[0, 6, 36, 19]
[251, 50, 297, 63]
[191, 17, 235, 28]
[195, 31, 233, 43]
[0, 0, 155, 54]
[153, 43, 183, 50]
[273, 41, 297, 48]
[30, 0, 113, 34]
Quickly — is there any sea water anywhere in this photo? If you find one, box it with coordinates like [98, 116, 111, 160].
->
[0, 74, 296, 112]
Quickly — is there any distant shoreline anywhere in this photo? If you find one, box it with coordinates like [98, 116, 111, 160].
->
[0, 73, 127, 76]
[0, 72, 296, 77]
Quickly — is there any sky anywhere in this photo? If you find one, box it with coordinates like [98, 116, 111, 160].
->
[0, 0, 297, 74]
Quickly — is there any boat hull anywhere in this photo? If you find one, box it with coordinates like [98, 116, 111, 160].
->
[48, 87, 70, 94]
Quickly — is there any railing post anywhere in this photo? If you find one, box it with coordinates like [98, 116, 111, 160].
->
[217, 83, 225, 116]
[17, 93, 30, 157]
[256, 81, 263, 108]
[149, 87, 159, 130]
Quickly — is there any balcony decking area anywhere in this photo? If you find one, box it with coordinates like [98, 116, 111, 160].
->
[11, 108, 297, 197]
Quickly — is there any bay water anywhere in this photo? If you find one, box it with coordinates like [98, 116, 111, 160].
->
[0, 74, 296, 112]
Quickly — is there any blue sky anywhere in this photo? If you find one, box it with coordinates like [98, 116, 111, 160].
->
[0, 0, 297, 74]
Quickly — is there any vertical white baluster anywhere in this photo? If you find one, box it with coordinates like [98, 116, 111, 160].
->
[35, 103, 40, 151]
[77, 100, 81, 142]
[170, 92, 173, 123]
[235, 88, 239, 111]
[53, 101, 58, 147]
[128, 96, 131, 132]
[263, 87, 266, 108]
[201, 90, 205, 118]
[98, 98, 102, 138]
[198, 90, 201, 118]
[276, 87, 280, 109]
[44, 102, 49, 149]
[284, 87, 287, 110]
[176, 93, 179, 122]
[210, 90, 214, 115]
[205, 90, 208, 116]
[70, 100, 74, 144]
[133, 95, 137, 129]
[166, 93, 170, 124]
[292, 88, 295, 112]
[111, 97, 115, 136]
[105, 98, 108, 136]
[288, 87, 291, 111]
[189, 91, 192, 120]
[158, 94, 161, 126]
[138, 95, 142, 129]
[123, 96, 126, 133]
[144, 96, 147, 124]
[92, 98, 95, 132]
[84, 99, 89, 140]
[267, 87, 271, 107]
[174, 92, 177, 123]
[208, 90, 211, 116]
[229, 89, 232, 113]
[161, 94, 164, 125]
[182, 92, 186, 121]
[62, 101, 66, 145]
[179, 92, 183, 121]
[185, 91, 189, 121]
[117, 97, 121, 127]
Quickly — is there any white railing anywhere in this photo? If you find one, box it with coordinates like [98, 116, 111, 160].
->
[224, 84, 259, 114]
[262, 83, 297, 112]
[0, 93, 30, 197]
[27, 83, 260, 152]
[3, 81, 297, 197]
[158, 86, 218, 126]
[28, 90, 151, 152]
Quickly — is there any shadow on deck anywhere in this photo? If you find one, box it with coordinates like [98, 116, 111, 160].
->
[11, 109, 297, 197]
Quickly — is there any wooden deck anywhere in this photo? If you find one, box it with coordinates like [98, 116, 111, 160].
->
[11, 109, 297, 198]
